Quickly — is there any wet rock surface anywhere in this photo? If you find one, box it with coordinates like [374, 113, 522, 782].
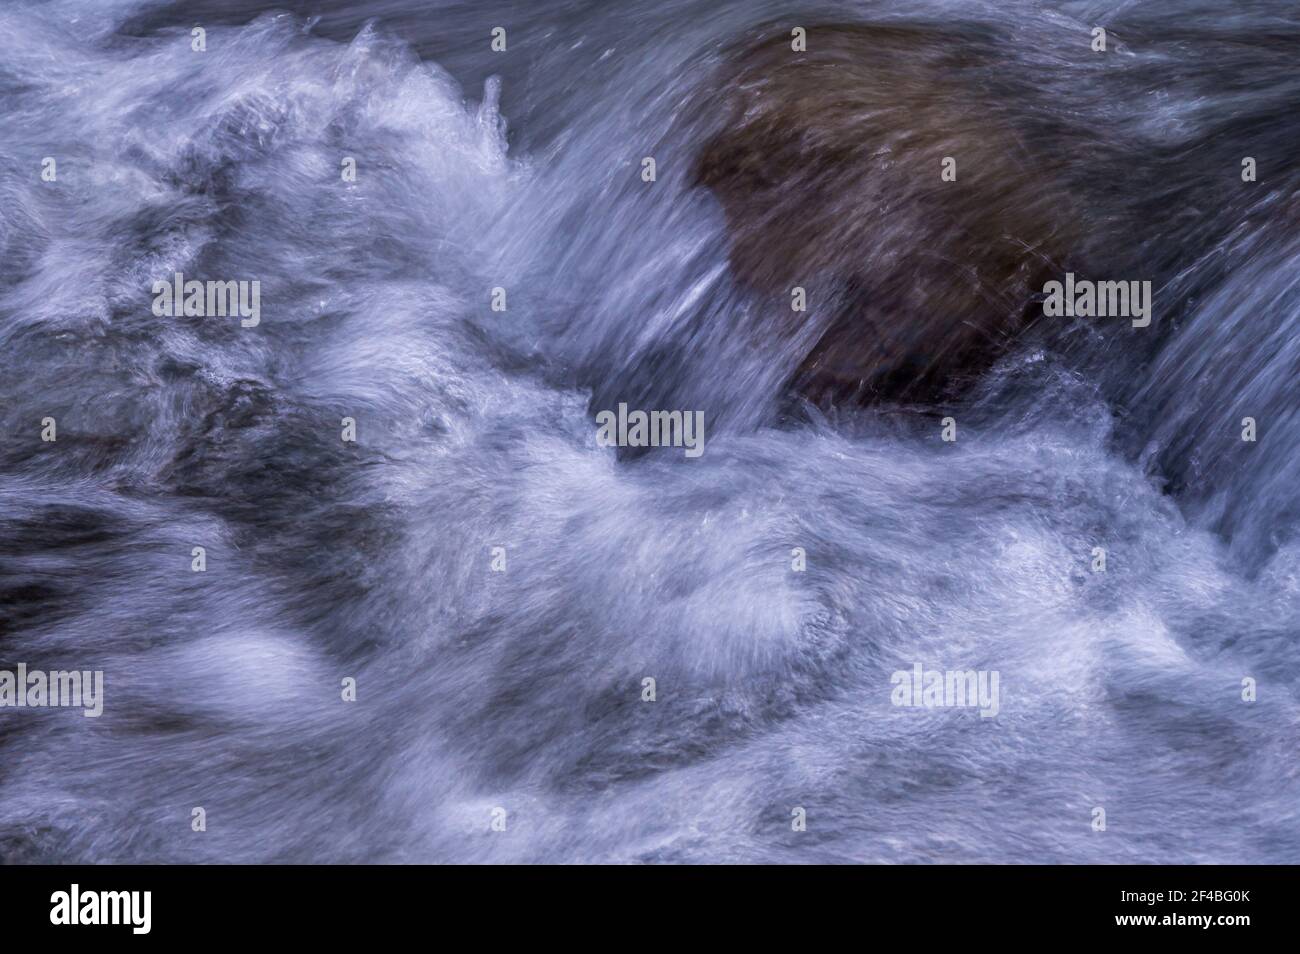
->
[695, 23, 1081, 404]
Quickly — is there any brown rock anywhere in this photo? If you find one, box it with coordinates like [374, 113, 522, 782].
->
[695, 23, 1079, 403]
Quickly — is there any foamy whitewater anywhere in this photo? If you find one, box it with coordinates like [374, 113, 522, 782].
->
[1, 0, 1299, 863]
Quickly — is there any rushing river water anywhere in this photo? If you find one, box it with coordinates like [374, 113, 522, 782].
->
[1, 0, 1299, 863]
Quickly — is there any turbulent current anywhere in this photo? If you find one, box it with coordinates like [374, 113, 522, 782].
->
[1, 0, 1299, 863]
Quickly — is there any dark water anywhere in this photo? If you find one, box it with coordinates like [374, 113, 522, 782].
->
[1, 0, 1299, 862]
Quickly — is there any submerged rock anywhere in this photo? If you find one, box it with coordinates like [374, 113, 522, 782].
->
[695, 23, 1080, 404]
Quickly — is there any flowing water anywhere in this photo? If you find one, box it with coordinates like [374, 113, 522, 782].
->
[1, 0, 1299, 863]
